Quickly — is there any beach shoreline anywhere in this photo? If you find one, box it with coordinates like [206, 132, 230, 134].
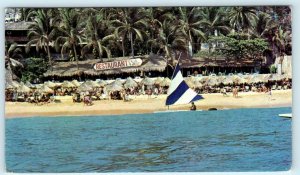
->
[5, 89, 292, 118]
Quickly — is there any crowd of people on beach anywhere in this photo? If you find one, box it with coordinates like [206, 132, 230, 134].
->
[5, 75, 292, 106]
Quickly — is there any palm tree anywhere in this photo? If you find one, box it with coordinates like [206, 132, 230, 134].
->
[113, 8, 148, 58]
[157, 19, 187, 66]
[199, 7, 231, 52]
[20, 8, 34, 21]
[81, 10, 115, 62]
[5, 42, 24, 82]
[55, 8, 84, 71]
[177, 7, 206, 57]
[250, 12, 277, 38]
[272, 26, 291, 57]
[26, 9, 57, 70]
[144, 7, 173, 53]
[228, 7, 257, 33]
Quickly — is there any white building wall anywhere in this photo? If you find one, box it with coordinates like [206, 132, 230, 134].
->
[274, 55, 292, 75]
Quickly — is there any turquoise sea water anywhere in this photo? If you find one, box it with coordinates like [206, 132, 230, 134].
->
[6, 107, 291, 172]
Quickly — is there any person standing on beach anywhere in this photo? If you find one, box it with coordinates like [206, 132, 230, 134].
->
[232, 87, 236, 98]
[268, 88, 272, 100]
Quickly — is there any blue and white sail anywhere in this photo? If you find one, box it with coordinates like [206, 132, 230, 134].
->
[166, 63, 203, 106]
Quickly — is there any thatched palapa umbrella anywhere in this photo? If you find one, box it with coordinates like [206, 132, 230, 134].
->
[141, 77, 155, 86]
[270, 74, 283, 81]
[233, 76, 247, 84]
[113, 78, 124, 86]
[262, 74, 272, 82]
[159, 77, 171, 87]
[124, 77, 138, 89]
[77, 83, 93, 92]
[222, 77, 233, 85]
[97, 80, 107, 87]
[44, 81, 57, 88]
[192, 81, 203, 89]
[38, 85, 54, 93]
[106, 81, 124, 92]
[25, 81, 36, 89]
[205, 77, 219, 86]
[5, 82, 15, 89]
[199, 76, 209, 83]
[61, 81, 76, 88]
[71, 80, 81, 87]
[85, 80, 100, 88]
[154, 77, 164, 85]
[11, 81, 20, 88]
[249, 75, 263, 83]
[17, 83, 31, 93]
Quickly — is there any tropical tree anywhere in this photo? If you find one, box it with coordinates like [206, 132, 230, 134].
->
[199, 7, 230, 37]
[250, 12, 277, 38]
[20, 8, 34, 21]
[55, 8, 84, 70]
[199, 7, 231, 52]
[272, 26, 291, 57]
[208, 33, 268, 61]
[228, 7, 257, 33]
[81, 9, 115, 62]
[157, 19, 187, 66]
[144, 7, 174, 53]
[26, 9, 57, 70]
[113, 8, 148, 58]
[5, 42, 24, 82]
[176, 7, 206, 57]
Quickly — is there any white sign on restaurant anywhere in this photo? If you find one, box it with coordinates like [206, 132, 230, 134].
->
[94, 58, 143, 70]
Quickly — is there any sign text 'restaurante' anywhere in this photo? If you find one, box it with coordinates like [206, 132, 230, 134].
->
[94, 59, 143, 70]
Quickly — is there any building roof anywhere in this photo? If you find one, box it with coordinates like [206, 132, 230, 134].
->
[44, 54, 167, 77]
[180, 57, 262, 68]
[5, 21, 34, 30]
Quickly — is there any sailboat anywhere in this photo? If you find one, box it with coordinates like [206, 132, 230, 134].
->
[154, 54, 204, 113]
[166, 62, 203, 106]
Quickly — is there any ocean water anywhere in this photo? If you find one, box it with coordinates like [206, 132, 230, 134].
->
[5, 107, 291, 172]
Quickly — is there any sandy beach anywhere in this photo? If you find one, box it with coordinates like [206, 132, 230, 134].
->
[5, 89, 292, 118]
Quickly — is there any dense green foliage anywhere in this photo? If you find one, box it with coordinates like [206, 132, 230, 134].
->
[20, 58, 48, 82]
[207, 33, 268, 60]
[7, 6, 291, 79]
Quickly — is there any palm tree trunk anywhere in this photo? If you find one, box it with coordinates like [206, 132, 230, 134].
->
[188, 30, 193, 58]
[122, 38, 125, 57]
[46, 42, 52, 71]
[97, 41, 103, 62]
[130, 31, 134, 58]
[98, 51, 102, 62]
[73, 44, 79, 71]
[150, 31, 153, 53]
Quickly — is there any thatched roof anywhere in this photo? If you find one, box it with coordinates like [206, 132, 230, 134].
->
[5, 21, 34, 30]
[180, 57, 262, 68]
[44, 54, 167, 77]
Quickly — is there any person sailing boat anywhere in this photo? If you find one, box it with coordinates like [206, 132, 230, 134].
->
[190, 102, 196, 111]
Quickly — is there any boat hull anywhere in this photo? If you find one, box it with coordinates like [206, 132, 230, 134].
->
[278, 113, 292, 118]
